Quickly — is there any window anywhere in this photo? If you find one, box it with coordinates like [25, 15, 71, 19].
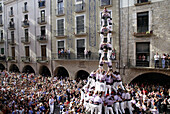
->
[25, 29, 29, 41]
[136, 42, 150, 67]
[137, 12, 149, 33]
[10, 7, 13, 16]
[9, 18, 14, 28]
[38, 0, 45, 7]
[77, 39, 85, 59]
[41, 26, 46, 36]
[11, 31, 14, 43]
[0, 3, 2, 12]
[1, 48, 4, 54]
[41, 45, 46, 60]
[41, 10, 45, 22]
[0, 15, 2, 24]
[137, 0, 148, 3]
[24, 2, 27, 11]
[25, 46, 29, 57]
[1, 30, 3, 40]
[57, 0, 64, 15]
[11, 47, 15, 58]
[57, 19, 64, 36]
[76, 0, 83, 2]
[57, 40, 64, 58]
[76, 15, 84, 34]
[101, 0, 111, 6]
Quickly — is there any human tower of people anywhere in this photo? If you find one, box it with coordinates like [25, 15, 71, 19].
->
[80, 7, 132, 114]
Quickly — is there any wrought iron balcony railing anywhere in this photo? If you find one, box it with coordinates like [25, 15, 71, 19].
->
[74, 26, 87, 36]
[0, 55, 6, 61]
[8, 23, 15, 30]
[8, 39, 16, 45]
[56, 7, 65, 16]
[36, 56, 49, 63]
[21, 37, 31, 44]
[37, 35, 48, 43]
[75, 3, 86, 13]
[9, 11, 14, 17]
[37, 16, 47, 25]
[100, 0, 112, 7]
[54, 29, 67, 38]
[21, 56, 31, 63]
[134, 0, 151, 6]
[7, 56, 17, 62]
[21, 20, 30, 28]
[0, 38, 4, 43]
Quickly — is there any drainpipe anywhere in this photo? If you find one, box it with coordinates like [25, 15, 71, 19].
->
[34, 0, 38, 74]
[118, 0, 121, 72]
[50, 0, 53, 76]
[127, 0, 130, 68]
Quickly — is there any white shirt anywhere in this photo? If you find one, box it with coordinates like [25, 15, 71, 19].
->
[154, 54, 159, 60]
[125, 93, 131, 100]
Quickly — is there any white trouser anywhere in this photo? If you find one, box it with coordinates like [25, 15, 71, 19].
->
[105, 106, 114, 114]
[97, 81, 106, 92]
[91, 104, 102, 114]
[85, 102, 91, 112]
[81, 90, 85, 101]
[114, 102, 122, 114]
[112, 82, 117, 93]
[90, 78, 96, 88]
[120, 102, 125, 114]
[49, 105, 54, 114]
[116, 81, 125, 90]
[126, 101, 133, 114]
[105, 84, 112, 95]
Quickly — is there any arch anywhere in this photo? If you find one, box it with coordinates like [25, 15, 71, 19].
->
[0, 63, 5, 71]
[75, 70, 89, 80]
[9, 64, 20, 73]
[130, 72, 170, 86]
[22, 65, 35, 74]
[54, 66, 69, 79]
[39, 65, 51, 77]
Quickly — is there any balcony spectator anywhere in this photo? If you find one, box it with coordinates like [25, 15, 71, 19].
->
[9, 19, 14, 28]
[24, 19, 29, 26]
[88, 50, 91, 59]
[84, 49, 88, 59]
[162, 53, 166, 68]
[154, 53, 159, 68]
[67, 49, 70, 59]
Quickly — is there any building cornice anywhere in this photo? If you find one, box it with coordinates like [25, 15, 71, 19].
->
[4, 0, 16, 5]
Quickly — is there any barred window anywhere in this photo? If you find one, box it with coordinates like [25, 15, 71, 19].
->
[76, 15, 84, 34]
[137, 12, 149, 33]
[57, 19, 64, 36]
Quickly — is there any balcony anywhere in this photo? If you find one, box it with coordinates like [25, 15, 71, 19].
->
[0, 7, 3, 13]
[134, 31, 153, 37]
[0, 55, 6, 61]
[75, 3, 86, 13]
[8, 23, 15, 30]
[21, 20, 30, 28]
[7, 56, 17, 63]
[21, 56, 31, 63]
[38, 1, 46, 9]
[52, 52, 100, 61]
[36, 56, 49, 63]
[21, 37, 31, 44]
[37, 17, 47, 25]
[54, 29, 67, 38]
[74, 26, 87, 36]
[37, 35, 48, 43]
[9, 11, 14, 17]
[0, 21, 3, 27]
[129, 59, 170, 70]
[8, 39, 16, 45]
[56, 7, 65, 16]
[0, 38, 4, 44]
[22, 7, 28, 13]
[100, 0, 112, 8]
[134, 0, 151, 6]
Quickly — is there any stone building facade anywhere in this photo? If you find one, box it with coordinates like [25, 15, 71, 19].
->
[120, 0, 170, 83]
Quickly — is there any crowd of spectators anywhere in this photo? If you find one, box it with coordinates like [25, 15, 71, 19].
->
[0, 70, 169, 114]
